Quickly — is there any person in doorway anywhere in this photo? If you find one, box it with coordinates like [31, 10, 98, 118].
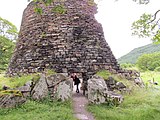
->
[71, 74, 80, 93]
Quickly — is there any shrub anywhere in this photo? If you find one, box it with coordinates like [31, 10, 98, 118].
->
[154, 66, 160, 72]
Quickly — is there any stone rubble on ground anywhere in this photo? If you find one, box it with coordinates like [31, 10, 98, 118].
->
[0, 94, 26, 108]
[0, 73, 73, 108]
[88, 75, 123, 105]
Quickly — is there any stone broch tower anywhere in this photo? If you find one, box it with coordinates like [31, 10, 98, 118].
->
[7, 0, 121, 76]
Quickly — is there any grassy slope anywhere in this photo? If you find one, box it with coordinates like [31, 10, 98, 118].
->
[141, 71, 160, 86]
[88, 70, 160, 120]
[0, 71, 76, 120]
[118, 43, 160, 64]
[88, 89, 160, 120]
[0, 73, 40, 90]
[1, 71, 160, 120]
[0, 72, 76, 120]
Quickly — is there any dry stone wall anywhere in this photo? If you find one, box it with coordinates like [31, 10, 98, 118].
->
[7, 0, 121, 76]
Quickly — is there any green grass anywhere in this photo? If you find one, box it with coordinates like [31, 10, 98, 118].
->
[88, 89, 160, 120]
[0, 73, 40, 90]
[0, 99, 76, 120]
[96, 70, 111, 79]
[89, 70, 160, 120]
[141, 71, 160, 84]
[96, 70, 136, 90]
[0, 69, 56, 90]
[0, 71, 75, 120]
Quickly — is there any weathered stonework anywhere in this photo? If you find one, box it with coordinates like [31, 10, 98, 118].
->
[7, 0, 121, 76]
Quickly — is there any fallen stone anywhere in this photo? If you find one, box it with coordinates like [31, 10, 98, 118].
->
[18, 85, 31, 98]
[87, 75, 123, 105]
[55, 79, 72, 101]
[107, 91, 124, 105]
[46, 73, 67, 88]
[88, 75, 108, 104]
[0, 94, 26, 108]
[116, 82, 126, 89]
[134, 77, 144, 87]
[31, 74, 49, 100]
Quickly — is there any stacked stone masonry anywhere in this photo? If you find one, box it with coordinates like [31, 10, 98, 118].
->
[7, 0, 121, 76]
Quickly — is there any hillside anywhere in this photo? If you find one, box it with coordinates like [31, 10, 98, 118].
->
[118, 43, 160, 64]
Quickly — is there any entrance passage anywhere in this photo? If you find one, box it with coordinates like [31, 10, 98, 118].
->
[72, 93, 95, 120]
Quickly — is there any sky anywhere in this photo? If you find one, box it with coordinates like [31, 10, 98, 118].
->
[0, 0, 160, 58]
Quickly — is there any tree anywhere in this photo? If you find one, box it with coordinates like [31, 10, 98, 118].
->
[0, 17, 18, 41]
[136, 52, 160, 71]
[0, 36, 15, 71]
[132, 11, 160, 44]
[0, 17, 17, 71]
[131, 0, 160, 44]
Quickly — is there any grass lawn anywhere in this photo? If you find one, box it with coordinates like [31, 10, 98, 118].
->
[0, 70, 160, 120]
[141, 71, 160, 84]
[0, 100, 76, 120]
[0, 73, 40, 90]
[88, 70, 160, 120]
[0, 72, 76, 120]
[88, 89, 160, 120]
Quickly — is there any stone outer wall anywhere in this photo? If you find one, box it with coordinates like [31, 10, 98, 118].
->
[7, 0, 121, 76]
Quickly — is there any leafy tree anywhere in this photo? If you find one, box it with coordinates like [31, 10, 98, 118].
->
[0, 17, 18, 41]
[0, 17, 17, 71]
[132, 11, 160, 44]
[131, 0, 160, 44]
[0, 36, 15, 71]
[136, 52, 160, 71]
[120, 63, 135, 69]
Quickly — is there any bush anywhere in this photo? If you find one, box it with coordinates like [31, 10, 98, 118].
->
[136, 52, 160, 71]
[154, 66, 160, 72]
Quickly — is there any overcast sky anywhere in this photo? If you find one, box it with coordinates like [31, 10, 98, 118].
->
[0, 0, 160, 58]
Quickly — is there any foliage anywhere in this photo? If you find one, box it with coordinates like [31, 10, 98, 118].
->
[132, 13, 152, 38]
[120, 63, 135, 69]
[96, 70, 111, 79]
[0, 17, 18, 41]
[136, 52, 160, 71]
[0, 16, 18, 71]
[155, 66, 160, 72]
[44, 69, 56, 75]
[52, 5, 67, 14]
[28, 0, 97, 15]
[88, 88, 160, 120]
[0, 99, 76, 120]
[132, 11, 160, 44]
[0, 36, 15, 71]
[118, 43, 160, 64]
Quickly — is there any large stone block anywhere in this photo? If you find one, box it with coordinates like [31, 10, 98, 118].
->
[88, 75, 108, 104]
[31, 74, 49, 100]
[88, 75, 123, 105]
[55, 80, 72, 101]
